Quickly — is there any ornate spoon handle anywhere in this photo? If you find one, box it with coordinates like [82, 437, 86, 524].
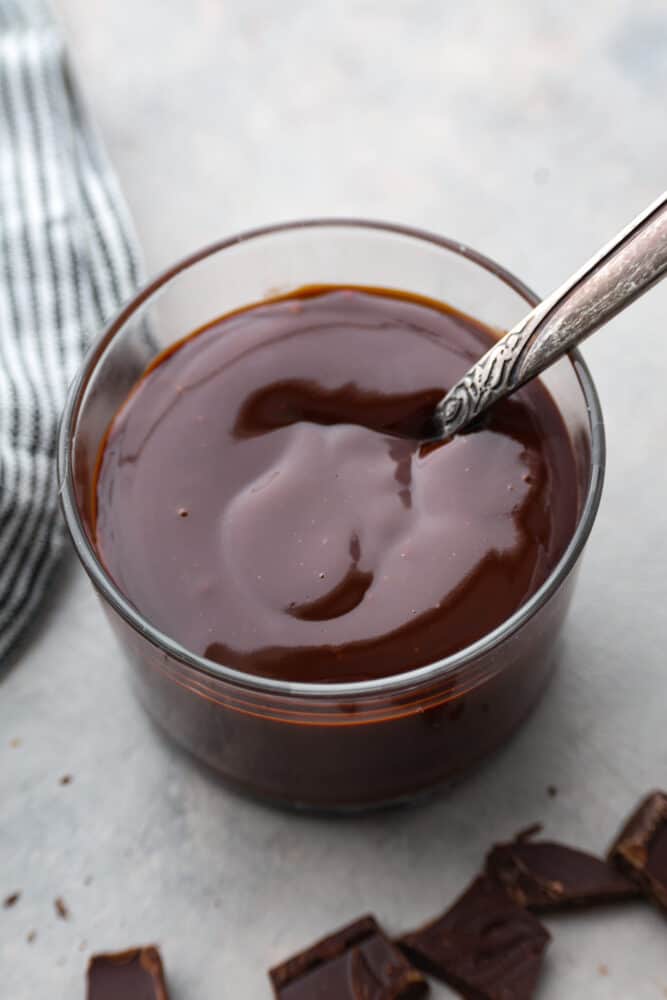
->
[431, 190, 667, 440]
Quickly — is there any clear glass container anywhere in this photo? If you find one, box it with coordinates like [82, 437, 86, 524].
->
[58, 220, 605, 810]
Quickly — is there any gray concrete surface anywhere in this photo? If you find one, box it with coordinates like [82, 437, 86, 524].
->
[2, 1, 667, 996]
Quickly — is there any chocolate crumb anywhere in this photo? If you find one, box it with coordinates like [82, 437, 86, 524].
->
[9, 737, 21, 748]
[26, 930, 36, 944]
[59, 774, 73, 786]
[598, 964, 609, 976]
[54, 897, 69, 920]
[547, 785, 558, 798]
[3, 892, 20, 908]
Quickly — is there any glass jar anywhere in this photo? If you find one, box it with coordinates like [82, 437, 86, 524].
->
[58, 220, 605, 810]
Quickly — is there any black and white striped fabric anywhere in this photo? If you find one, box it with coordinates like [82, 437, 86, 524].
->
[0, 0, 140, 661]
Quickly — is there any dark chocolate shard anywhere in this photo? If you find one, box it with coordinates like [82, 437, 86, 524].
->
[87, 946, 170, 1000]
[269, 914, 427, 999]
[398, 876, 549, 1000]
[486, 830, 640, 911]
[608, 790, 667, 912]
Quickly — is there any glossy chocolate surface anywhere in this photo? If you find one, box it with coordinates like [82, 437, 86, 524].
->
[95, 287, 578, 683]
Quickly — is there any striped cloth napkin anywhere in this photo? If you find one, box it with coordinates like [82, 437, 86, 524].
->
[0, 0, 140, 661]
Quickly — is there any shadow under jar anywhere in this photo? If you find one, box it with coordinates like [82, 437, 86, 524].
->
[58, 220, 604, 811]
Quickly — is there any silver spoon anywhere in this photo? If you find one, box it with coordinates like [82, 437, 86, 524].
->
[428, 190, 667, 441]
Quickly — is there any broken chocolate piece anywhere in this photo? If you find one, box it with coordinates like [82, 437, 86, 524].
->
[486, 830, 639, 910]
[269, 914, 427, 998]
[398, 876, 550, 1000]
[87, 946, 169, 1000]
[608, 790, 667, 911]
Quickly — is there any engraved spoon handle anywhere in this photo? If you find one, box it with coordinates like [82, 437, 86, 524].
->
[432, 190, 667, 439]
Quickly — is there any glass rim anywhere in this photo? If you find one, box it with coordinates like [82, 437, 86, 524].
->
[57, 217, 606, 701]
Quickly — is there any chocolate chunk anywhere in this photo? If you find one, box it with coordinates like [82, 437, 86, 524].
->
[398, 876, 550, 1000]
[269, 914, 427, 998]
[486, 830, 639, 910]
[608, 790, 667, 911]
[87, 946, 169, 1000]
